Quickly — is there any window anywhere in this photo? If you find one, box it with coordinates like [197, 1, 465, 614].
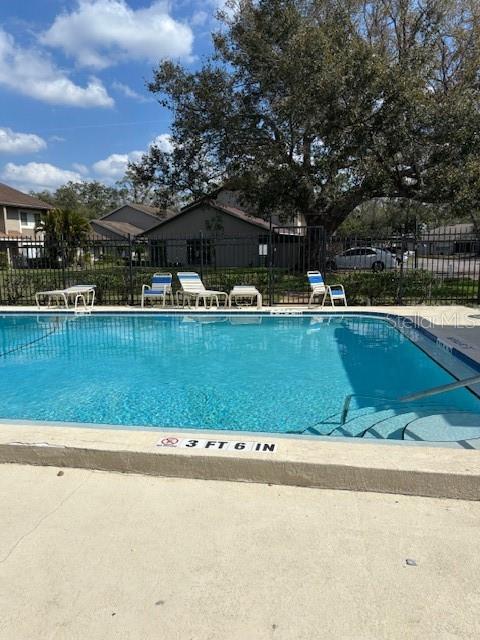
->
[150, 240, 167, 267]
[186, 239, 212, 265]
[347, 248, 376, 256]
[19, 211, 40, 229]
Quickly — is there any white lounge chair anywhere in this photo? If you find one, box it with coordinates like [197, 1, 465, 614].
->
[177, 272, 228, 309]
[35, 285, 96, 312]
[141, 273, 173, 307]
[307, 271, 347, 307]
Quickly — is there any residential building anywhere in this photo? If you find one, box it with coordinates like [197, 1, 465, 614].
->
[141, 191, 305, 268]
[90, 203, 175, 239]
[0, 182, 52, 265]
[93, 189, 307, 268]
[419, 223, 478, 256]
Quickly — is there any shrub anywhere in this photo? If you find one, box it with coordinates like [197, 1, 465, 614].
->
[336, 270, 436, 305]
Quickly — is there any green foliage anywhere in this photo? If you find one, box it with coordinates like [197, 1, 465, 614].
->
[0, 264, 475, 306]
[130, 0, 480, 231]
[337, 200, 453, 235]
[1, 270, 63, 304]
[36, 209, 90, 267]
[31, 181, 130, 221]
[333, 271, 436, 305]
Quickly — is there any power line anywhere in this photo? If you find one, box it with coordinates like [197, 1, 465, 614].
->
[38, 119, 166, 133]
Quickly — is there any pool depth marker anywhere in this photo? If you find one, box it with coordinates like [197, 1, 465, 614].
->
[156, 437, 277, 453]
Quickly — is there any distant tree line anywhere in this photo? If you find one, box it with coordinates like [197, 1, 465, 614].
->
[31, 180, 135, 221]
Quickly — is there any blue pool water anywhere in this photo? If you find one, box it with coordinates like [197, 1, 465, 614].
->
[0, 313, 479, 437]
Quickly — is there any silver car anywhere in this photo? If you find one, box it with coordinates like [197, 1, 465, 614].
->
[327, 247, 400, 272]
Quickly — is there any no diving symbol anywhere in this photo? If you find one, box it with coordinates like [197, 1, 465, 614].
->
[161, 437, 179, 447]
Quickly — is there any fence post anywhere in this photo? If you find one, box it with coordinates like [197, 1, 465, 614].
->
[414, 228, 418, 270]
[128, 234, 134, 306]
[396, 233, 406, 305]
[60, 233, 66, 289]
[268, 215, 273, 306]
[319, 227, 327, 273]
[199, 231, 204, 280]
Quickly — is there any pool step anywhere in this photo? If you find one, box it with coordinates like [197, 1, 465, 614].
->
[326, 405, 480, 444]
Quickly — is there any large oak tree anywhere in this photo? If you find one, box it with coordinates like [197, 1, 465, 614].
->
[131, 0, 480, 231]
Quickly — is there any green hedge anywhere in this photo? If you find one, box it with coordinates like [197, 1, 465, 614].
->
[0, 266, 476, 306]
[333, 270, 435, 305]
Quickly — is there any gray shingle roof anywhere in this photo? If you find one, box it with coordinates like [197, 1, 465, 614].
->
[98, 202, 175, 221]
[91, 219, 145, 238]
[142, 199, 274, 235]
[0, 183, 52, 210]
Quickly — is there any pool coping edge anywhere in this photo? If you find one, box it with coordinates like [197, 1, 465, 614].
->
[0, 427, 479, 500]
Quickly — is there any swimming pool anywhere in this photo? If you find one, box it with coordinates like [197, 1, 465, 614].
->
[1, 313, 480, 442]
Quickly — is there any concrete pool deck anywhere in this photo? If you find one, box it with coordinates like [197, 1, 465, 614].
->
[1, 464, 479, 640]
[1, 304, 480, 499]
[1, 421, 479, 500]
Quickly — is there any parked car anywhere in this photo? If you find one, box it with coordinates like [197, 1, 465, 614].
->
[384, 246, 411, 263]
[326, 247, 402, 272]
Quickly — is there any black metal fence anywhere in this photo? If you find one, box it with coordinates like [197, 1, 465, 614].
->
[0, 226, 479, 306]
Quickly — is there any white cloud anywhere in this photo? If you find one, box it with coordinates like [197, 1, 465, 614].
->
[0, 29, 113, 108]
[92, 150, 143, 180]
[150, 133, 173, 154]
[49, 135, 66, 143]
[112, 81, 151, 103]
[191, 11, 209, 27]
[41, 0, 194, 70]
[1, 162, 82, 191]
[72, 162, 89, 175]
[92, 134, 173, 181]
[0, 127, 47, 154]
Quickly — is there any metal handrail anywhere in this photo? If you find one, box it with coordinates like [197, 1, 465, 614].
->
[340, 393, 397, 425]
[399, 374, 480, 403]
[340, 377, 480, 425]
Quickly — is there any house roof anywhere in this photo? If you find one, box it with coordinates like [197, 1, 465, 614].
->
[0, 230, 41, 240]
[422, 223, 476, 241]
[91, 219, 146, 238]
[0, 183, 52, 210]
[92, 203, 177, 238]
[428, 223, 474, 235]
[130, 203, 168, 216]
[142, 199, 274, 235]
[98, 202, 172, 222]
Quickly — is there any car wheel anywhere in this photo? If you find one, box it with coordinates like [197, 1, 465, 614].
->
[371, 261, 385, 272]
[325, 260, 336, 271]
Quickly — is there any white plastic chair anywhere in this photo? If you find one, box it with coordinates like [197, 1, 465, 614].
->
[141, 273, 173, 307]
[307, 271, 347, 307]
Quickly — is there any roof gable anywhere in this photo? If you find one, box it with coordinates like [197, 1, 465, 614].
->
[142, 199, 273, 235]
[91, 219, 145, 238]
[99, 203, 169, 222]
[0, 183, 52, 210]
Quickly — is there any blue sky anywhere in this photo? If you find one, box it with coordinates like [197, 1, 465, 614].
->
[0, 0, 219, 193]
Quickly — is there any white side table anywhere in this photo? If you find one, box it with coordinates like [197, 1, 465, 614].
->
[228, 286, 262, 310]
